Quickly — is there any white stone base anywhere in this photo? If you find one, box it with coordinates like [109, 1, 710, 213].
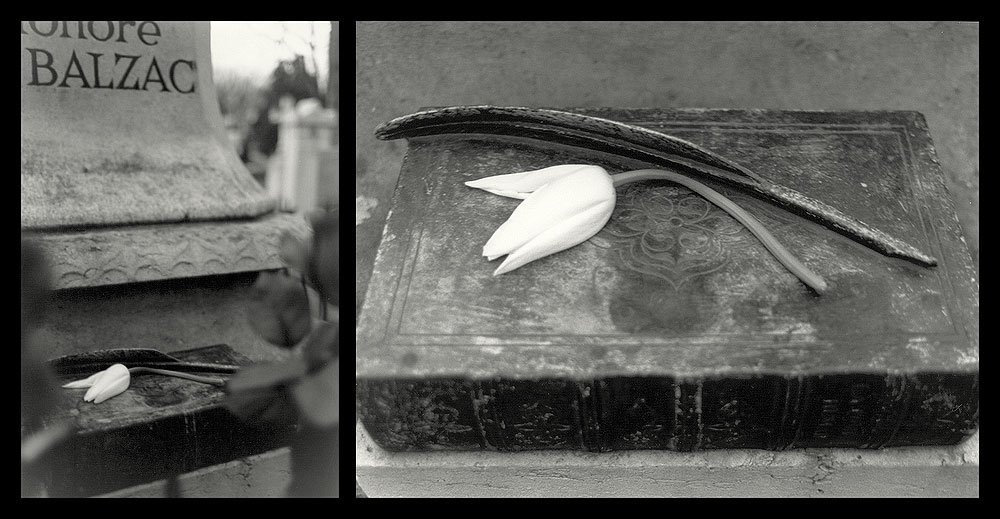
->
[356, 422, 978, 497]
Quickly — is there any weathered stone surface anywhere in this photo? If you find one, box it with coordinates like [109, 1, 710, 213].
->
[20, 21, 273, 230]
[356, 108, 979, 452]
[40, 345, 294, 496]
[355, 21, 979, 320]
[100, 447, 291, 497]
[32, 272, 294, 362]
[357, 109, 979, 380]
[24, 212, 309, 290]
[356, 422, 979, 497]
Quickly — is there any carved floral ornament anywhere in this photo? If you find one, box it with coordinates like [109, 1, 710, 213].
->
[600, 187, 758, 289]
[376, 106, 939, 295]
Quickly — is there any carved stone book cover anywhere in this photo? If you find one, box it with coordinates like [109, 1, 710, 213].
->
[42, 345, 294, 496]
[356, 108, 978, 452]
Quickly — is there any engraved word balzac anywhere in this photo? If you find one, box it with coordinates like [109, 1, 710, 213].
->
[21, 21, 196, 94]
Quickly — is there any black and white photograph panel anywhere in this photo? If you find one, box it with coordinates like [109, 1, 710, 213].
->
[21, 21, 340, 497]
[355, 21, 978, 497]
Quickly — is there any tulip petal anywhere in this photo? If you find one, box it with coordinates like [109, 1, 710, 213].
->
[83, 364, 130, 403]
[482, 166, 614, 259]
[465, 164, 593, 199]
[83, 369, 112, 402]
[91, 373, 130, 404]
[62, 372, 102, 389]
[494, 198, 615, 275]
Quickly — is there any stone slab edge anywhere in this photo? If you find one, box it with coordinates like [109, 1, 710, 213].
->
[98, 447, 292, 497]
[24, 212, 310, 290]
[356, 422, 979, 497]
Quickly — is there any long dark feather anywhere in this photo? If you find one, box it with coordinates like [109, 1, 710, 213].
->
[50, 349, 239, 377]
[375, 106, 937, 266]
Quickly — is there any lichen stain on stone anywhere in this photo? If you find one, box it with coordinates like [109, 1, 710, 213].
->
[905, 336, 933, 359]
[356, 196, 380, 226]
[809, 453, 838, 486]
[768, 322, 818, 342]
[400, 352, 419, 367]
[920, 391, 957, 412]
[954, 348, 978, 365]
[775, 273, 902, 341]
[731, 298, 772, 329]
[607, 272, 711, 335]
[98, 153, 151, 175]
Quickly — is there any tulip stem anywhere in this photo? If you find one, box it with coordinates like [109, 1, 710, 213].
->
[612, 169, 828, 294]
[128, 367, 227, 387]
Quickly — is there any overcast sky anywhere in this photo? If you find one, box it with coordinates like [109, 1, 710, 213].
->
[211, 21, 330, 90]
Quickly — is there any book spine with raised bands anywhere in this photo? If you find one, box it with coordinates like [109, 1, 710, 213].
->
[357, 373, 978, 452]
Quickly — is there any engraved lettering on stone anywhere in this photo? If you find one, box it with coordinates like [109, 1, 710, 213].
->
[22, 21, 196, 94]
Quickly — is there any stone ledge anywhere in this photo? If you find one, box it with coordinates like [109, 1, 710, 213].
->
[356, 422, 979, 497]
[24, 212, 310, 290]
[99, 447, 292, 497]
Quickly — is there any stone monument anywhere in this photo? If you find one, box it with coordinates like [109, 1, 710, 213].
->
[21, 21, 308, 357]
[21, 21, 311, 495]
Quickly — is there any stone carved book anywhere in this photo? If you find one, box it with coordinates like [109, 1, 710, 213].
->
[356, 108, 979, 451]
[41, 345, 294, 496]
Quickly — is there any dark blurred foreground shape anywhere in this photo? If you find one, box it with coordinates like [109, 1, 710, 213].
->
[227, 209, 340, 497]
[22, 239, 60, 496]
[222, 29, 341, 496]
[287, 209, 340, 498]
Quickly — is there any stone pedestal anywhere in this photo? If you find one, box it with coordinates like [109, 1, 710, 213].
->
[21, 21, 309, 359]
[21, 21, 272, 229]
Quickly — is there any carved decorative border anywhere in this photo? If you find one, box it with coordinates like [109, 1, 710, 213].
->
[26, 213, 310, 290]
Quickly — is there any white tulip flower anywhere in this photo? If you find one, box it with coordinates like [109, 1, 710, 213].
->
[465, 164, 616, 276]
[63, 363, 131, 404]
[466, 165, 829, 293]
